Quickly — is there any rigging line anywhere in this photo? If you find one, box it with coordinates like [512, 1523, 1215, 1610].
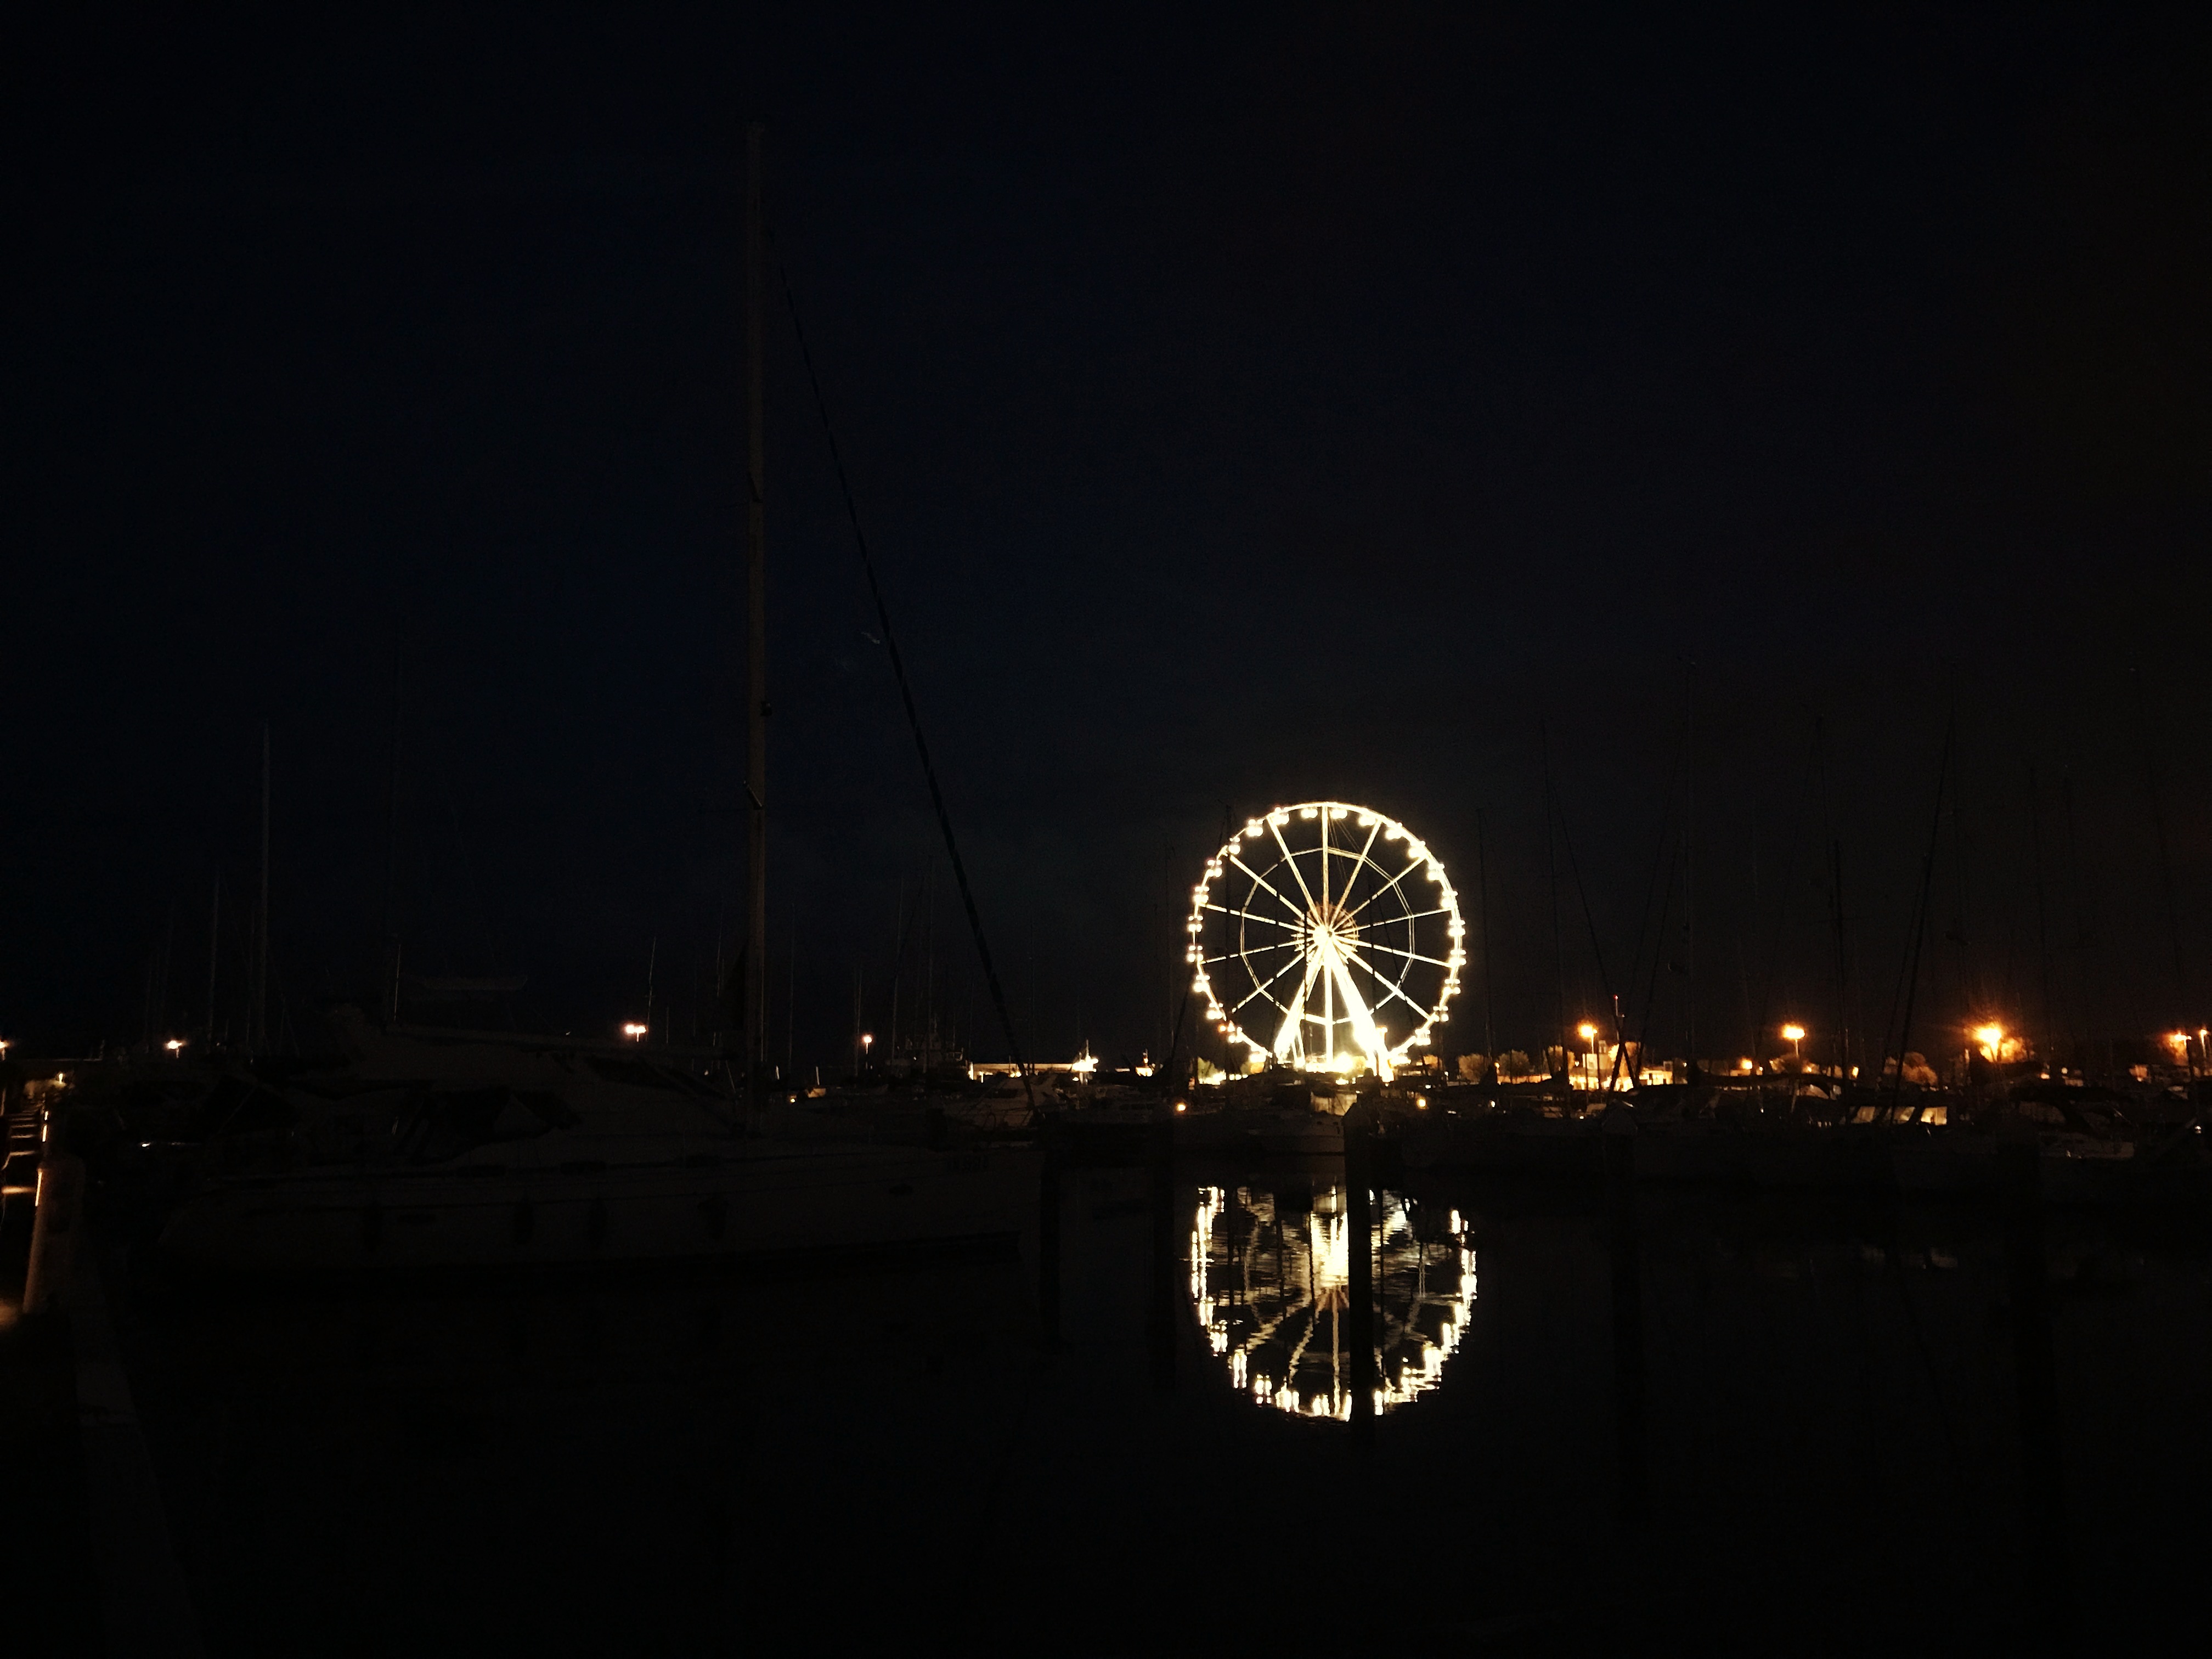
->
[1543, 718, 1568, 1070]
[1750, 721, 1822, 1073]
[1887, 716, 1955, 1109]
[429, 712, 503, 976]
[2131, 668, 2192, 1019]
[1620, 693, 1702, 1086]
[1551, 774, 1624, 1065]
[1629, 816, 1682, 1080]
[778, 253, 1032, 1107]
[1619, 740, 1686, 1074]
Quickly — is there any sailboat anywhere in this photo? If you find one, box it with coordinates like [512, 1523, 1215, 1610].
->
[154, 127, 1036, 1274]
[154, 1012, 1030, 1271]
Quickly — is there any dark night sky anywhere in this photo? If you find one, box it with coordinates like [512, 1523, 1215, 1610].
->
[8, 7, 2210, 1069]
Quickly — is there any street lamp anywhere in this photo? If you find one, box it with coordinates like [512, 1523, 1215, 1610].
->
[1972, 1024, 2003, 1063]
[1576, 1022, 1597, 1087]
[622, 1022, 648, 1042]
[1781, 1023, 1805, 1066]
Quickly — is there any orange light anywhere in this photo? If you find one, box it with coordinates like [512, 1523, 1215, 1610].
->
[1576, 1022, 1597, 1042]
[1781, 1024, 1805, 1043]
[622, 1022, 648, 1040]
[1173, 1102, 1187, 1113]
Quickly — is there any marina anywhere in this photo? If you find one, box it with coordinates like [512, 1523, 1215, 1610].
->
[8, 1024, 2212, 1649]
[13, 10, 2212, 1654]
[8, 1061, 2212, 1650]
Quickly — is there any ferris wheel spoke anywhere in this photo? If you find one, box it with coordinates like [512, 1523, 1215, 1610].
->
[1227, 856, 1307, 924]
[1341, 947, 1435, 1023]
[1267, 820, 1321, 915]
[1201, 902, 1301, 933]
[1313, 937, 1389, 1066]
[1351, 816, 1383, 881]
[1362, 905, 1452, 928]
[1203, 940, 1297, 967]
[1231, 949, 1312, 1016]
[1270, 951, 1327, 1058]
[1347, 857, 1424, 922]
[1355, 941, 1455, 969]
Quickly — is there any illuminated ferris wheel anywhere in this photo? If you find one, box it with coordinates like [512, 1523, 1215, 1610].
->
[1188, 802, 1464, 1082]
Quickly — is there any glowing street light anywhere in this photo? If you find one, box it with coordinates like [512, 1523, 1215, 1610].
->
[165, 1038, 187, 1053]
[1972, 1024, 2004, 1062]
[1781, 1023, 1805, 1065]
[622, 1022, 648, 1042]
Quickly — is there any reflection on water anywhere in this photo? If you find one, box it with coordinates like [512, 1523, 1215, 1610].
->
[1189, 1182, 1476, 1418]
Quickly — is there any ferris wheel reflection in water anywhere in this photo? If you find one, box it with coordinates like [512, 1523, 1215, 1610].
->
[1188, 1183, 1477, 1420]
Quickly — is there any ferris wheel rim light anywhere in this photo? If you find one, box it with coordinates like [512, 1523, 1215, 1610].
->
[1188, 799, 1463, 1081]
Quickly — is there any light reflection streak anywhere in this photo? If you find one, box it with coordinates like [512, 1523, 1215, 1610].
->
[1188, 1184, 1475, 1420]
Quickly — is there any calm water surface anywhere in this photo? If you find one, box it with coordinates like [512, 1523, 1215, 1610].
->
[108, 1166, 2212, 1654]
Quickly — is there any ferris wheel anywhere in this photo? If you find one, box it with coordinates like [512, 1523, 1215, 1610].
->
[1188, 802, 1464, 1081]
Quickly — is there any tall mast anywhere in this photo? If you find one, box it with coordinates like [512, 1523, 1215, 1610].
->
[742, 122, 769, 1091]
[252, 721, 271, 1054]
[1542, 722, 1567, 1077]
[204, 873, 221, 1047]
[1476, 807, 1496, 1064]
[382, 646, 404, 1022]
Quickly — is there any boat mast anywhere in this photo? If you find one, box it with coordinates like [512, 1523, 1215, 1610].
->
[251, 721, 271, 1054]
[204, 873, 221, 1047]
[742, 121, 769, 1094]
[381, 646, 404, 1023]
